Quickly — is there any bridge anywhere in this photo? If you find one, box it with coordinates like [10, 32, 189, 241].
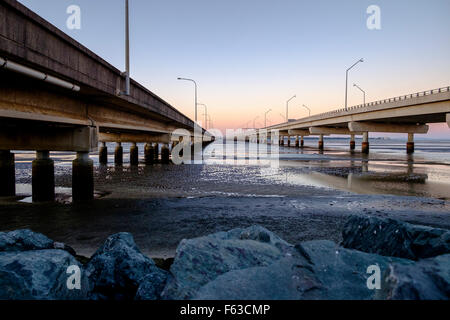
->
[256, 86, 450, 153]
[0, 0, 209, 202]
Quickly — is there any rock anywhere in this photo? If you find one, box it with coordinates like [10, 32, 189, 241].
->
[0, 229, 76, 256]
[161, 225, 292, 299]
[376, 254, 450, 300]
[0, 229, 54, 252]
[342, 215, 450, 260]
[0, 249, 89, 300]
[84, 232, 168, 300]
[194, 240, 412, 300]
[135, 273, 171, 300]
[193, 255, 320, 300]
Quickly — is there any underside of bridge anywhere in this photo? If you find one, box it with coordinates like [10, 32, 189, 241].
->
[0, 0, 211, 202]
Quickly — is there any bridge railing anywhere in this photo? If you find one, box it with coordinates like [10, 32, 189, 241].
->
[311, 86, 450, 120]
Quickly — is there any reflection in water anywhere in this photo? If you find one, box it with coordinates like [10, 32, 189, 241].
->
[9, 139, 450, 201]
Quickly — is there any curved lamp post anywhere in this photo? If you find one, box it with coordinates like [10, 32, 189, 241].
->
[264, 109, 272, 128]
[301, 104, 311, 117]
[345, 58, 363, 111]
[286, 95, 296, 122]
[177, 77, 198, 122]
[353, 83, 366, 105]
[198, 103, 208, 129]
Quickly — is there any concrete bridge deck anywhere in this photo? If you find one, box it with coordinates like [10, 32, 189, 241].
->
[0, 0, 208, 201]
[257, 86, 450, 152]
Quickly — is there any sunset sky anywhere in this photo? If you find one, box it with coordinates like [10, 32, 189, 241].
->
[19, 0, 450, 138]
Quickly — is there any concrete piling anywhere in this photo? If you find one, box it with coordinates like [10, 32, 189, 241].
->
[362, 132, 369, 154]
[32, 151, 55, 202]
[0, 150, 15, 197]
[72, 151, 94, 201]
[154, 143, 159, 162]
[114, 142, 123, 165]
[161, 144, 170, 164]
[144, 143, 154, 165]
[407, 133, 414, 154]
[350, 134, 356, 151]
[318, 134, 324, 150]
[130, 142, 139, 165]
[99, 142, 108, 165]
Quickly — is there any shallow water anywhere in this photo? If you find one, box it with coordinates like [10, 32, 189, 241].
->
[2, 138, 450, 258]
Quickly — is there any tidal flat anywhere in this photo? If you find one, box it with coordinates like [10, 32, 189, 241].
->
[1, 140, 449, 259]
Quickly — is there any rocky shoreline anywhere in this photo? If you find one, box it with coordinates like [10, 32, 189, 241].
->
[0, 215, 449, 300]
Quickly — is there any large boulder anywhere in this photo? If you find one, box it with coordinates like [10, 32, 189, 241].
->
[84, 232, 168, 300]
[194, 240, 412, 300]
[376, 254, 450, 300]
[0, 229, 76, 256]
[161, 225, 292, 299]
[342, 215, 450, 260]
[0, 249, 89, 300]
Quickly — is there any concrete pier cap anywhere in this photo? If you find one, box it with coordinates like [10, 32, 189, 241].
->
[348, 121, 429, 134]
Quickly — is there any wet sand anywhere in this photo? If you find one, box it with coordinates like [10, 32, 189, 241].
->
[1, 140, 450, 258]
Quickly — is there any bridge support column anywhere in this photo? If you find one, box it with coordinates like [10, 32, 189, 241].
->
[300, 136, 304, 148]
[99, 142, 108, 165]
[72, 151, 94, 202]
[318, 134, 324, 150]
[130, 142, 139, 165]
[161, 144, 170, 164]
[280, 137, 285, 146]
[362, 132, 369, 154]
[154, 144, 160, 162]
[350, 134, 356, 151]
[0, 150, 15, 197]
[114, 142, 123, 165]
[295, 136, 299, 147]
[407, 133, 414, 154]
[32, 151, 55, 202]
[287, 136, 291, 147]
[144, 143, 155, 165]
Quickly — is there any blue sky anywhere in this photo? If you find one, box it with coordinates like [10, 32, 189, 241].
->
[18, 0, 450, 137]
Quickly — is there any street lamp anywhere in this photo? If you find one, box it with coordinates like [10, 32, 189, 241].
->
[202, 114, 212, 129]
[198, 103, 208, 129]
[119, 0, 130, 96]
[177, 77, 198, 122]
[353, 83, 366, 105]
[345, 58, 364, 111]
[286, 95, 296, 122]
[264, 109, 272, 128]
[253, 116, 259, 129]
[301, 104, 311, 117]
